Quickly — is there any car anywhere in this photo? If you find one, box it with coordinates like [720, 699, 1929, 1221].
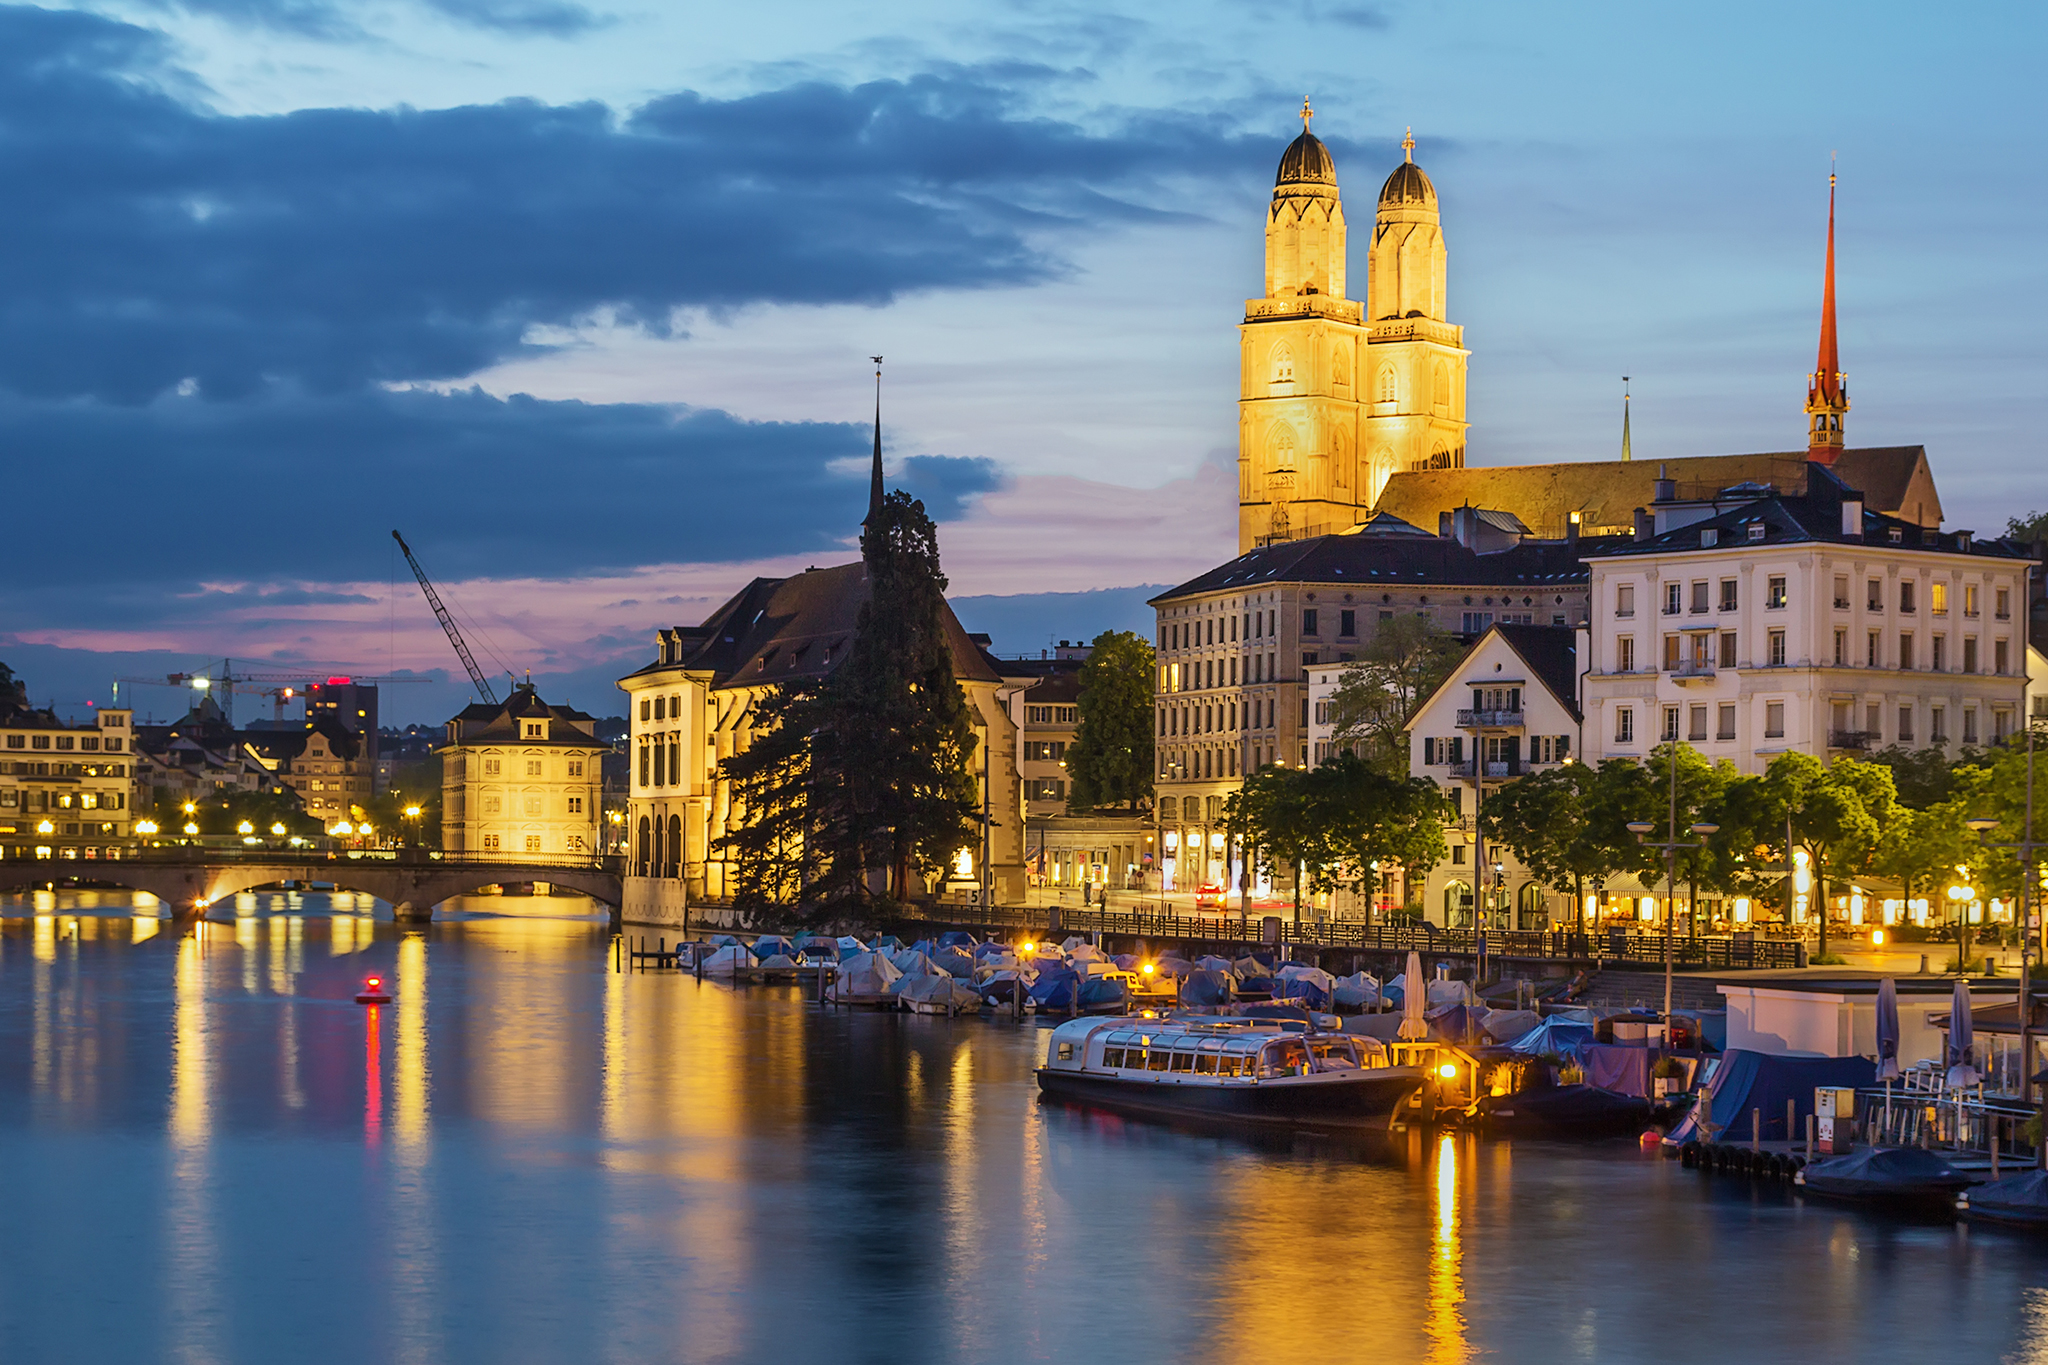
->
[1194, 883, 1227, 910]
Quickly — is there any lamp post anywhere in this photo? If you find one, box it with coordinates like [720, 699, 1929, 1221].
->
[1627, 743, 1718, 1031]
[404, 804, 422, 851]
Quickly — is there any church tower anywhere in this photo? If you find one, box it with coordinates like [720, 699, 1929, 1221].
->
[1237, 103, 1369, 555]
[1361, 130, 1467, 498]
[1805, 167, 1848, 463]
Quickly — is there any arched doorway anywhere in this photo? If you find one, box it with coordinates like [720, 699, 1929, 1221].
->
[635, 816, 651, 877]
[1443, 879, 1473, 929]
[666, 814, 683, 879]
[1517, 882, 1548, 930]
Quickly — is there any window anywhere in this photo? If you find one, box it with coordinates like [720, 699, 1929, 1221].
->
[1664, 583, 1682, 616]
[1768, 630, 1787, 667]
[1339, 609, 1355, 637]
[1688, 705, 1708, 742]
[1617, 637, 1636, 672]
[1899, 633, 1914, 670]
[1964, 709, 1979, 745]
[1616, 584, 1635, 618]
[1615, 708, 1635, 744]
[55, 736, 72, 751]
[525, 835, 542, 853]
[637, 746, 649, 786]
[1932, 636, 1946, 671]
[1765, 703, 1785, 739]
[639, 698, 650, 722]
[484, 796, 501, 815]
[483, 758, 501, 777]
[1868, 631, 1881, 668]
[526, 759, 543, 776]
[1690, 581, 1709, 613]
[1767, 576, 1787, 609]
[1932, 582, 1948, 615]
[1661, 706, 1680, 742]
[1868, 579, 1883, 611]
[1997, 587, 2012, 619]
[1461, 612, 1493, 633]
[1377, 366, 1396, 403]
[1930, 706, 1946, 743]
[1832, 575, 1850, 609]
[567, 796, 583, 814]
[1965, 584, 1980, 618]
[1833, 630, 1847, 666]
[1717, 704, 1737, 741]
[1902, 706, 1917, 744]
[3, 736, 18, 749]
[1721, 580, 1739, 611]
[1663, 635, 1681, 671]
[1996, 639, 2010, 674]
[524, 796, 541, 817]
[1747, 522, 1766, 542]
[1899, 581, 1916, 613]
[483, 834, 500, 851]
[524, 721, 545, 738]
[1995, 710, 2014, 743]
[1964, 637, 1979, 673]
[1024, 741, 1067, 762]
[1720, 632, 1738, 670]
[1302, 609, 1319, 636]
[568, 759, 584, 778]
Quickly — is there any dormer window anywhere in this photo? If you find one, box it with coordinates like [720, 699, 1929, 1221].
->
[1747, 523, 1766, 542]
[524, 722, 545, 739]
[1889, 526, 1904, 545]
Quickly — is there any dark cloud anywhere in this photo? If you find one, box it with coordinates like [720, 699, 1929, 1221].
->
[125, 0, 605, 40]
[0, 384, 1002, 629]
[0, 7, 1255, 405]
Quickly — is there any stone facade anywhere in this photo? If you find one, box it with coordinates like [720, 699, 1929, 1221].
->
[439, 686, 605, 857]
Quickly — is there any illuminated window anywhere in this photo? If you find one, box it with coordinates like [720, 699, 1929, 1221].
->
[1767, 576, 1787, 609]
[525, 835, 542, 853]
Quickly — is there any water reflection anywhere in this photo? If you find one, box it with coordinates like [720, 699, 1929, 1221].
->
[0, 889, 2046, 1363]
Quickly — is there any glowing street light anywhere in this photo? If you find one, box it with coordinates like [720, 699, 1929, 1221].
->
[270, 822, 286, 836]
[135, 819, 159, 837]
[237, 821, 254, 835]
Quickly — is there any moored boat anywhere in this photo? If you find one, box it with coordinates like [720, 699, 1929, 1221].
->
[1959, 1170, 2048, 1228]
[1473, 1083, 1651, 1138]
[1036, 1016, 1427, 1136]
[1794, 1146, 1971, 1211]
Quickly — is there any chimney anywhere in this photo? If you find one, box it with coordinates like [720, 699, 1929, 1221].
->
[1653, 463, 1676, 503]
[1633, 508, 1653, 542]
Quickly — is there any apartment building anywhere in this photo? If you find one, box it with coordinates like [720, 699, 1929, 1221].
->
[440, 685, 605, 858]
[0, 704, 136, 862]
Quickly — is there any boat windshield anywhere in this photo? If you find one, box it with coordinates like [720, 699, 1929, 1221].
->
[1259, 1039, 1310, 1077]
[1310, 1039, 1362, 1069]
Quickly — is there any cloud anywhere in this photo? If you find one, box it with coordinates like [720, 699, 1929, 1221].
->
[0, 385, 1001, 623]
[123, 0, 605, 39]
[0, 8, 1258, 405]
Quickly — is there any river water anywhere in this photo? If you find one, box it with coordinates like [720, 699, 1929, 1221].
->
[3, 889, 2046, 1364]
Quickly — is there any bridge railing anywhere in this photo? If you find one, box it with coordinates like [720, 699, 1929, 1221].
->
[121, 846, 621, 874]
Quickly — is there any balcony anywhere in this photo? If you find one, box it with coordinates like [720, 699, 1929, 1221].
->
[1670, 661, 1717, 685]
[1456, 708, 1524, 728]
[1828, 730, 1876, 751]
[1445, 760, 1476, 779]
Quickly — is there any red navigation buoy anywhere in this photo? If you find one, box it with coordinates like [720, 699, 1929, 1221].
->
[355, 975, 392, 1005]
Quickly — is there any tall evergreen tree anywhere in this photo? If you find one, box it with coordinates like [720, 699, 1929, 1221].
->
[810, 489, 979, 907]
[1065, 629, 1156, 813]
[716, 680, 822, 912]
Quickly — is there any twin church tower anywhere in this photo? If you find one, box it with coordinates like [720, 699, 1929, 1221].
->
[1239, 106, 1468, 554]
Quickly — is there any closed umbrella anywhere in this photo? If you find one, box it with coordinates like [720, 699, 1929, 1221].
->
[1398, 950, 1429, 1041]
[1946, 977, 1980, 1090]
[1876, 977, 1902, 1082]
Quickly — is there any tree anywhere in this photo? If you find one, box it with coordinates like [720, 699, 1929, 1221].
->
[1297, 754, 1447, 914]
[1328, 614, 1463, 773]
[715, 491, 978, 922]
[2005, 509, 2048, 546]
[1866, 743, 1959, 808]
[1222, 762, 1316, 927]
[1065, 630, 1156, 813]
[1741, 753, 1896, 960]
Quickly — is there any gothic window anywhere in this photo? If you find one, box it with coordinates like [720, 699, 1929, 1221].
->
[1332, 348, 1350, 389]
[1269, 424, 1298, 469]
[1331, 428, 1350, 490]
[1376, 366, 1396, 403]
[1270, 345, 1295, 387]
[1432, 362, 1450, 409]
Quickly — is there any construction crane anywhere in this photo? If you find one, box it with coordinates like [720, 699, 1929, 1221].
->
[392, 530, 498, 704]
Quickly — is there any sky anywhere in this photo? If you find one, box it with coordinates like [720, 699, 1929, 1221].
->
[3, 0, 2045, 725]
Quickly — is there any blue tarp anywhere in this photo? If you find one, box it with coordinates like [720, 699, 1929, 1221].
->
[1028, 967, 1080, 1010]
[1506, 1017, 1597, 1061]
[937, 931, 978, 951]
[750, 936, 797, 961]
[1237, 975, 1276, 996]
[1078, 977, 1130, 1011]
[1667, 1049, 1877, 1145]
[1270, 976, 1332, 1010]
[1181, 970, 1232, 1007]
[933, 947, 976, 978]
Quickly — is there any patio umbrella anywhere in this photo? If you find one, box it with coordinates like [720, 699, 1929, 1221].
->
[1875, 977, 1902, 1083]
[1398, 950, 1430, 1041]
[1946, 977, 1980, 1090]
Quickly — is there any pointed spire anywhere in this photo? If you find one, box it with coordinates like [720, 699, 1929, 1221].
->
[1621, 376, 1633, 462]
[865, 355, 885, 527]
[1402, 126, 1414, 163]
[1805, 157, 1849, 463]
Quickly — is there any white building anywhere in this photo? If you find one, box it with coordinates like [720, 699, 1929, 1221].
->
[1403, 624, 1584, 927]
[1582, 463, 2031, 771]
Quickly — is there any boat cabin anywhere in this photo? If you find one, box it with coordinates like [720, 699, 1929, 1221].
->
[1043, 1017, 1389, 1082]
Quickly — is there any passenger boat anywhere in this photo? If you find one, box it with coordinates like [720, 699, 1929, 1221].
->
[1035, 1016, 1428, 1136]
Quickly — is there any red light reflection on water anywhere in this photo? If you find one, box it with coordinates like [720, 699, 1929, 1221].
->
[364, 1002, 382, 1147]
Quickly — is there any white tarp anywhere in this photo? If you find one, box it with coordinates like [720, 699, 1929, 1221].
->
[701, 945, 751, 977]
[831, 951, 903, 1000]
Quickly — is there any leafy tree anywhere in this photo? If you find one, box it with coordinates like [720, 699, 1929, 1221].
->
[1222, 762, 1316, 927]
[1297, 754, 1447, 913]
[1328, 614, 1463, 774]
[365, 756, 443, 848]
[2005, 509, 2048, 546]
[1866, 743, 1959, 808]
[1740, 753, 1897, 959]
[1477, 763, 1602, 909]
[1065, 630, 1156, 813]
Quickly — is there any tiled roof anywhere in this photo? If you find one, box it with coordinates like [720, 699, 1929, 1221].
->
[1150, 533, 1607, 605]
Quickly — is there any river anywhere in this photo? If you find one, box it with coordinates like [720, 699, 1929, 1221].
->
[1, 889, 2044, 1364]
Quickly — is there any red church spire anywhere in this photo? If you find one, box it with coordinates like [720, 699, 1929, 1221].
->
[1805, 161, 1849, 463]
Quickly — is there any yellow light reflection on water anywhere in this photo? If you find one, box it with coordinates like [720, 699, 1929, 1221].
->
[1428, 1132, 1469, 1365]
[395, 933, 429, 1150]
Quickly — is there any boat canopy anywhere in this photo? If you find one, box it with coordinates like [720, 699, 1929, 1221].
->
[1667, 1049, 1875, 1146]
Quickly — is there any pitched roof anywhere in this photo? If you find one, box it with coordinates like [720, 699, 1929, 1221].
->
[1150, 531, 1606, 605]
[442, 685, 600, 748]
[1374, 446, 1942, 540]
[1491, 624, 1582, 723]
[624, 560, 1001, 691]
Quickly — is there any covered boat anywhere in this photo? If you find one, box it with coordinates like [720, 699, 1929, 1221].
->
[699, 944, 751, 977]
[1796, 1147, 1971, 1210]
[1331, 972, 1380, 1012]
[900, 973, 983, 1015]
[829, 951, 903, 1003]
[933, 947, 977, 978]
[1029, 966, 1082, 1012]
[1505, 1016, 1596, 1062]
[750, 935, 798, 961]
[1960, 1170, 2048, 1228]
[1181, 970, 1233, 1009]
[1475, 1083, 1650, 1138]
[1037, 1016, 1425, 1136]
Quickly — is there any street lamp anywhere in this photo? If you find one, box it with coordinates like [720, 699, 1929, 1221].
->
[404, 804, 422, 850]
[1627, 746, 1719, 1032]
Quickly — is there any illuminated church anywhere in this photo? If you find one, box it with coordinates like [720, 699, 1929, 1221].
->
[1238, 107, 1468, 554]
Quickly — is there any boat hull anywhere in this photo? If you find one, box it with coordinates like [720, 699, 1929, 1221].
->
[1037, 1065, 1425, 1135]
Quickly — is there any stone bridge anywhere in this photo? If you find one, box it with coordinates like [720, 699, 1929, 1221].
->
[0, 850, 622, 921]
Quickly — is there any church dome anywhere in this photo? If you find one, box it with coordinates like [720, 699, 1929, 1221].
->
[1276, 131, 1337, 187]
[1380, 160, 1436, 206]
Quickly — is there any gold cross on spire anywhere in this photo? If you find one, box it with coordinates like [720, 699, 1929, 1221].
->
[1402, 126, 1415, 162]
[1300, 98, 1313, 132]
